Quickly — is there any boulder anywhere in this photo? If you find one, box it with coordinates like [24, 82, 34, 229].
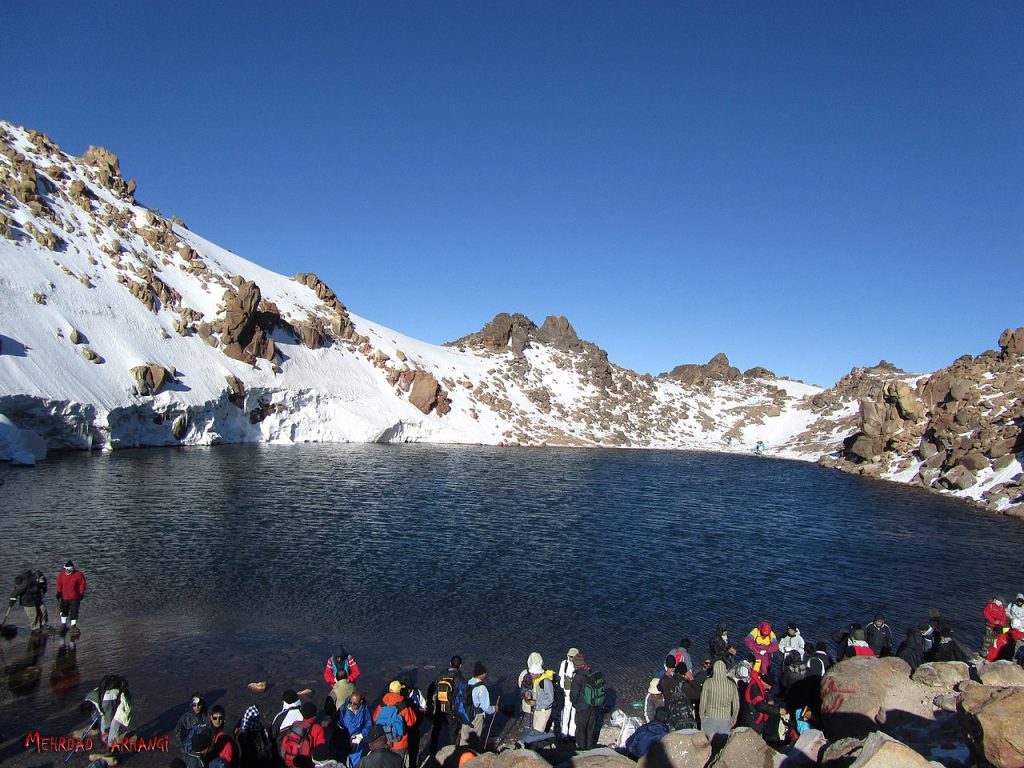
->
[784, 728, 828, 766]
[978, 660, 1024, 687]
[941, 465, 976, 491]
[171, 414, 188, 441]
[911, 662, 970, 688]
[958, 682, 1024, 768]
[536, 315, 582, 351]
[493, 750, 549, 768]
[821, 737, 863, 768]
[459, 753, 497, 768]
[638, 729, 711, 768]
[409, 372, 442, 414]
[998, 327, 1024, 358]
[821, 657, 934, 740]
[993, 454, 1017, 472]
[131, 364, 174, 396]
[948, 378, 972, 402]
[222, 281, 261, 349]
[558, 748, 634, 768]
[960, 451, 990, 473]
[848, 732, 932, 767]
[707, 727, 775, 768]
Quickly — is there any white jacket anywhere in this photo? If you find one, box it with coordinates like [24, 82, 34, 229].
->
[1008, 601, 1024, 631]
[779, 631, 806, 657]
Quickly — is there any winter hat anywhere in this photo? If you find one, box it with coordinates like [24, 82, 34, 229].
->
[300, 701, 317, 719]
[367, 724, 388, 749]
[282, 689, 299, 704]
[190, 693, 205, 707]
[759, 622, 772, 635]
[572, 654, 586, 668]
[664, 655, 676, 670]
[874, 615, 884, 622]
[815, 641, 828, 653]
[451, 655, 463, 668]
[787, 624, 799, 633]
[64, 560, 74, 569]
[337, 645, 348, 658]
[527, 652, 544, 675]
[647, 677, 660, 695]
[389, 680, 403, 694]
[1017, 593, 1024, 602]
[473, 661, 487, 677]
[567, 647, 580, 659]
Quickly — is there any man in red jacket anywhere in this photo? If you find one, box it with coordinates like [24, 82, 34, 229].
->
[983, 596, 1008, 655]
[56, 560, 86, 636]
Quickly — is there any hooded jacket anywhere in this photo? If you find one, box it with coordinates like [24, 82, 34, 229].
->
[373, 693, 416, 751]
[699, 660, 739, 724]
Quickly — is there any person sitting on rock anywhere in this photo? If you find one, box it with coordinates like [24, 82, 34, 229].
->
[738, 666, 786, 739]
[933, 627, 971, 663]
[844, 627, 875, 658]
[896, 628, 924, 671]
[709, 623, 737, 665]
[745, 623, 779, 676]
[865, 615, 893, 657]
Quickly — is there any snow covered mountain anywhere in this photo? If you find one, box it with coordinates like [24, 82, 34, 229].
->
[0, 120, 1021, 515]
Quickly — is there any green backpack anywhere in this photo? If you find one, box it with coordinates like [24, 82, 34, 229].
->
[583, 670, 607, 707]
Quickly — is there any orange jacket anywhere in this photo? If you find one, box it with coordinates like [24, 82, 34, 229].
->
[373, 693, 417, 751]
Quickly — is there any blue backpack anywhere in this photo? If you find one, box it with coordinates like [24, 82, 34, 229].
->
[455, 681, 481, 725]
[375, 703, 405, 744]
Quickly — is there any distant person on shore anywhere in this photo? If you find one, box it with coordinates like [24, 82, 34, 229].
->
[739, 667, 786, 738]
[664, 662, 698, 730]
[569, 654, 599, 750]
[399, 675, 427, 768]
[557, 647, 579, 740]
[339, 692, 371, 766]
[932, 627, 971, 663]
[175, 694, 213, 754]
[865, 615, 893, 657]
[709, 623, 737, 665]
[643, 677, 663, 723]
[667, 637, 694, 673]
[778, 624, 805, 658]
[360, 725, 403, 768]
[919, 622, 937, 661]
[8, 569, 47, 633]
[807, 642, 831, 678]
[459, 662, 496, 750]
[323, 646, 361, 686]
[1008, 594, 1024, 639]
[272, 690, 303, 740]
[657, 655, 680, 701]
[699, 660, 739, 739]
[745, 623, 779, 676]
[55, 560, 86, 636]
[982, 596, 1008, 654]
[430, 655, 464, 754]
[845, 627, 875, 657]
[520, 652, 555, 733]
[209, 704, 235, 765]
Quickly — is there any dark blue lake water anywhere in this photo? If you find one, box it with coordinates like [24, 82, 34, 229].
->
[1, 444, 1021, 762]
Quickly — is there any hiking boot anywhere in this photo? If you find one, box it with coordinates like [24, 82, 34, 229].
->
[70, 626, 81, 637]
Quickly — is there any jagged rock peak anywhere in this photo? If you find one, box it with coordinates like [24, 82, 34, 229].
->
[660, 352, 742, 386]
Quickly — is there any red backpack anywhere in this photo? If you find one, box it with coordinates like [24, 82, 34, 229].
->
[278, 721, 314, 768]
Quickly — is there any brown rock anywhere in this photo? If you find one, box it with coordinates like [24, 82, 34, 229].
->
[492, 750, 549, 768]
[787, 728, 828, 766]
[992, 454, 1016, 472]
[998, 327, 1024, 358]
[941, 465, 976, 490]
[821, 737, 863, 768]
[822, 657, 929, 740]
[958, 682, 1024, 767]
[409, 372, 441, 414]
[637, 729, 711, 768]
[225, 375, 246, 407]
[847, 732, 931, 767]
[557, 749, 635, 768]
[706, 727, 774, 768]
[911, 662, 970, 688]
[960, 451, 990, 473]
[978, 660, 1024, 687]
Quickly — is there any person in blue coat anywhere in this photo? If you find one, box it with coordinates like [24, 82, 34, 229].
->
[625, 707, 670, 758]
[338, 691, 372, 765]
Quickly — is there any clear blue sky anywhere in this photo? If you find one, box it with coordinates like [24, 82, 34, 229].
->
[5, 1, 1022, 385]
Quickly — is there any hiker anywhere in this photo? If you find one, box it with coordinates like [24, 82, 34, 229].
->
[235, 706, 275, 768]
[55, 560, 86, 636]
[643, 677, 663, 723]
[175, 694, 213, 753]
[271, 690, 303, 740]
[458, 662, 495, 751]
[373, 680, 416, 763]
[209, 704, 236, 765]
[83, 675, 132, 754]
[664, 662, 698, 731]
[896, 628, 924, 672]
[778, 624, 805, 658]
[933, 628, 971, 663]
[806, 642, 831, 678]
[279, 702, 327, 768]
[865, 616, 893, 657]
[557, 647, 579, 740]
[845, 627, 875, 658]
[699, 660, 739, 739]
[325, 668, 355, 720]
[709, 623, 737, 665]
[745, 623, 779, 676]
[656, 655, 680, 701]
[429, 655, 464, 754]
[625, 706, 670, 758]
[668, 638, 694, 673]
[1008, 594, 1024, 637]
[520, 652, 555, 733]
[361, 725, 403, 768]
[919, 622, 937, 661]
[569, 654, 600, 751]
[8, 569, 47, 632]
[983, 596, 1008, 654]
[673, 660, 701, 711]
[399, 676, 427, 768]
[323, 646, 361, 686]
[739, 667, 785, 738]
[339, 692, 371, 766]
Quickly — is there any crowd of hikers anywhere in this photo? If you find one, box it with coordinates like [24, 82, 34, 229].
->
[6, 570, 1024, 767]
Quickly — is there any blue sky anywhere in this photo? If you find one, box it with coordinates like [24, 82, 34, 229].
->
[4, 2, 1022, 385]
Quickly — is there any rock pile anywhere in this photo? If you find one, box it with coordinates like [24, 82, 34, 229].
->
[661, 353, 742, 386]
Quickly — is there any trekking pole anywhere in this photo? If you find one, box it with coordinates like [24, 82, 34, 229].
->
[483, 696, 501, 750]
[64, 714, 100, 764]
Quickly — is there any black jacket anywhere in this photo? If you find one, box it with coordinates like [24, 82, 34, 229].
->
[569, 668, 590, 711]
[865, 623, 893, 656]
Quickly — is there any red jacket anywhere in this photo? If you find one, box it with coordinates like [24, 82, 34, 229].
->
[373, 693, 417, 751]
[211, 730, 234, 764]
[323, 654, 361, 685]
[984, 600, 1008, 629]
[56, 570, 86, 601]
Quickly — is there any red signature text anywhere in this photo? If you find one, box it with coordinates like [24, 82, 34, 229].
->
[24, 732, 170, 754]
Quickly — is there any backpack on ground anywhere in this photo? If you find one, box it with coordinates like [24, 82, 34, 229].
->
[583, 671, 607, 708]
[375, 702, 406, 744]
[279, 721, 314, 768]
[455, 681, 481, 725]
[436, 673, 460, 715]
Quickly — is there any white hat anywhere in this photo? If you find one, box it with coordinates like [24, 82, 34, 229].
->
[527, 652, 544, 675]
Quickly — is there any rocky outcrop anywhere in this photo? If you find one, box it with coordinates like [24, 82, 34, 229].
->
[450, 313, 538, 354]
[911, 661, 970, 688]
[999, 327, 1024, 359]
[662, 353, 742, 386]
[220, 281, 280, 366]
[821, 657, 935, 740]
[82, 145, 136, 201]
[637, 729, 710, 768]
[131, 364, 175, 396]
[706, 727, 775, 768]
[977, 659, 1024, 687]
[409, 371, 450, 415]
[958, 682, 1024, 768]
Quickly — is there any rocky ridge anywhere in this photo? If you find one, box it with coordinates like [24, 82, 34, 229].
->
[0, 119, 1021, 516]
